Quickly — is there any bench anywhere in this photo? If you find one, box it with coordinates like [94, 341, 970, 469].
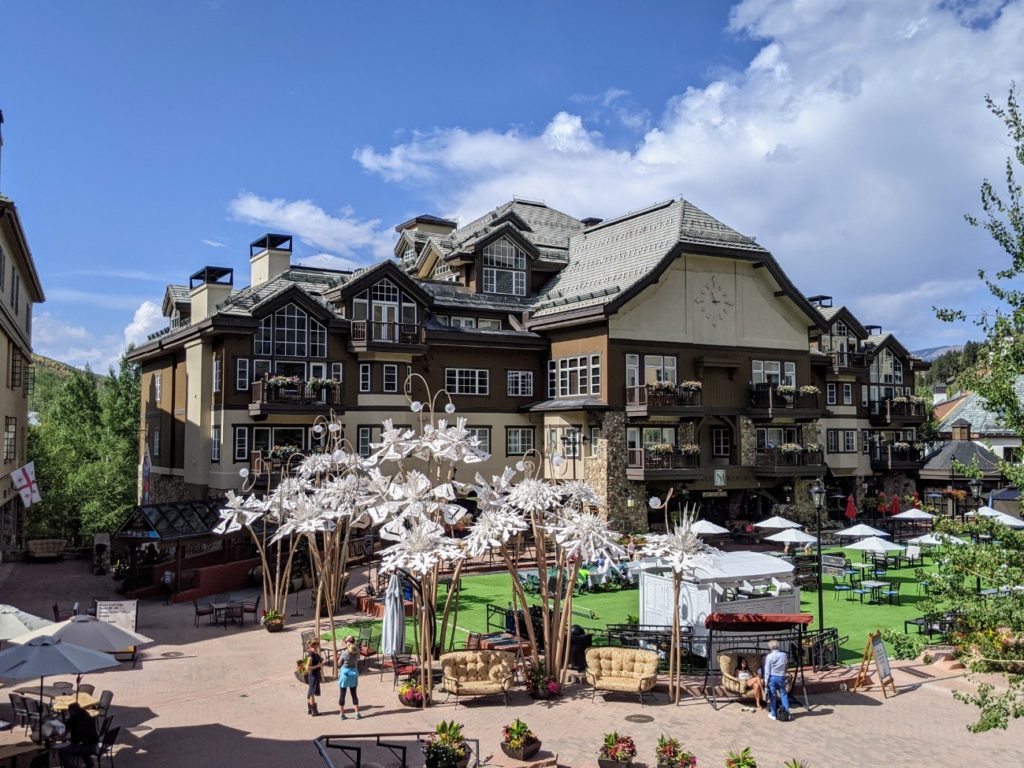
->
[440, 649, 515, 707]
[584, 646, 659, 706]
[27, 539, 67, 561]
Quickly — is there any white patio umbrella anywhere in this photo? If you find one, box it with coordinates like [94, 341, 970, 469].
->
[690, 519, 730, 536]
[907, 532, 967, 546]
[835, 523, 890, 539]
[0, 605, 52, 642]
[993, 512, 1024, 529]
[892, 508, 935, 521]
[764, 529, 819, 545]
[379, 574, 406, 657]
[753, 515, 802, 530]
[972, 505, 1003, 518]
[843, 536, 906, 554]
[0, 635, 120, 704]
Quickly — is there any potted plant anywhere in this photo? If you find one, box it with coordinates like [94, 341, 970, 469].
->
[779, 443, 803, 455]
[678, 443, 701, 455]
[263, 609, 284, 633]
[295, 656, 309, 682]
[797, 384, 819, 395]
[650, 443, 676, 456]
[655, 736, 697, 768]
[598, 732, 636, 768]
[501, 718, 541, 761]
[307, 377, 333, 392]
[398, 679, 428, 707]
[525, 663, 561, 699]
[423, 720, 471, 768]
[678, 380, 703, 391]
[725, 747, 758, 768]
[651, 380, 676, 392]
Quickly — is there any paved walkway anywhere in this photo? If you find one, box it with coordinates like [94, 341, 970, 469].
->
[1, 559, 1022, 767]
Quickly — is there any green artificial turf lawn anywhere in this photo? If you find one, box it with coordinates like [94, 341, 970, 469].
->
[326, 550, 939, 664]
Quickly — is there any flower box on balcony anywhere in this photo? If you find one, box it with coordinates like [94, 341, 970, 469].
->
[779, 443, 803, 455]
[649, 443, 676, 456]
[798, 385, 820, 395]
[678, 380, 702, 391]
[678, 443, 700, 455]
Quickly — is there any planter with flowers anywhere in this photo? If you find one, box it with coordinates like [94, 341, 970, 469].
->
[678, 443, 701, 455]
[676, 380, 703, 404]
[269, 444, 302, 461]
[776, 384, 796, 404]
[501, 718, 541, 761]
[598, 732, 636, 768]
[725, 747, 758, 768]
[398, 680, 429, 708]
[679, 380, 703, 392]
[655, 736, 697, 768]
[263, 609, 284, 633]
[798, 384, 820, 395]
[525, 663, 561, 699]
[650, 443, 676, 456]
[779, 443, 803, 455]
[267, 374, 302, 389]
[891, 441, 911, 452]
[423, 720, 470, 768]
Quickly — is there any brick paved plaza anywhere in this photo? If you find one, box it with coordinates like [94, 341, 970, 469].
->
[2, 558, 1022, 768]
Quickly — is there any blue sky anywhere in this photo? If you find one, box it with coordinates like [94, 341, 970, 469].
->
[2, 0, 1022, 368]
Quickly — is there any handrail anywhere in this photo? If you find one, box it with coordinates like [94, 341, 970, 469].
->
[315, 732, 480, 768]
[350, 320, 423, 344]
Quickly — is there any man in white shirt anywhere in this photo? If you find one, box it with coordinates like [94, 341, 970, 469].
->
[763, 639, 790, 720]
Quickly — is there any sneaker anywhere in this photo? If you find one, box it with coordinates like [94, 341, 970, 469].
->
[340, 713, 347, 720]
[768, 713, 776, 721]
[354, 713, 362, 720]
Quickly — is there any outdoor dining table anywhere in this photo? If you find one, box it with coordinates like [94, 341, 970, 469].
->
[209, 601, 242, 629]
[859, 580, 890, 605]
[14, 684, 69, 700]
[51, 692, 99, 713]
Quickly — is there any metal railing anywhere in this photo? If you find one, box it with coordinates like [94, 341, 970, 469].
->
[626, 448, 700, 470]
[748, 385, 820, 411]
[625, 383, 703, 407]
[829, 350, 869, 369]
[869, 444, 923, 468]
[350, 320, 423, 344]
[754, 448, 825, 468]
[315, 732, 480, 768]
[251, 380, 343, 407]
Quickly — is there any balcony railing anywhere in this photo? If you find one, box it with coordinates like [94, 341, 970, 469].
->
[626, 383, 703, 408]
[748, 385, 820, 411]
[249, 448, 313, 478]
[754, 448, 825, 469]
[626, 448, 700, 471]
[829, 350, 869, 369]
[350, 320, 423, 344]
[869, 398, 927, 424]
[251, 379, 343, 408]
[870, 444, 923, 469]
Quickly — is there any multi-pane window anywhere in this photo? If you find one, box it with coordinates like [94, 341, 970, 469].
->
[450, 316, 476, 328]
[253, 359, 272, 382]
[553, 355, 601, 397]
[9, 347, 22, 390]
[827, 430, 838, 454]
[752, 360, 795, 386]
[712, 428, 731, 457]
[331, 363, 344, 382]
[151, 427, 160, 458]
[756, 427, 799, 450]
[10, 269, 19, 316]
[832, 320, 849, 337]
[894, 358, 903, 385]
[643, 355, 677, 385]
[310, 320, 327, 357]
[548, 360, 557, 397]
[560, 426, 585, 458]
[3, 417, 16, 462]
[234, 427, 249, 461]
[212, 354, 222, 394]
[401, 298, 417, 327]
[359, 363, 371, 393]
[236, 359, 249, 391]
[153, 373, 162, 404]
[588, 427, 600, 457]
[371, 280, 399, 303]
[590, 354, 601, 395]
[254, 316, 272, 355]
[477, 318, 501, 330]
[445, 368, 489, 395]
[843, 383, 853, 405]
[274, 304, 308, 357]
[357, 426, 373, 457]
[506, 427, 535, 456]
[467, 427, 491, 454]
[826, 383, 836, 405]
[507, 370, 534, 397]
[211, 424, 221, 462]
[383, 364, 398, 393]
[844, 430, 857, 452]
[482, 238, 527, 296]
[826, 429, 858, 453]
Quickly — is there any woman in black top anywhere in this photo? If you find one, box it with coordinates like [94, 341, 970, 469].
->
[305, 638, 324, 716]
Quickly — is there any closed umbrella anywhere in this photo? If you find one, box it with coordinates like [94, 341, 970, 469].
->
[843, 536, 906, 554]
[380, 574, 406, 657]
[844, 495, 857, 521]
[0, 635, 119, 705]
[764, 529, 818, 545]
[835, 523, 890, 539]
[0, 605, 52, 643]
[753, 515, 802, 530]
[690, 519, 730, 536]
[890, 495, 901, 517]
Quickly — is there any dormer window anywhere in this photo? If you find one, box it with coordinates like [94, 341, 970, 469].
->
[832, 320, 849, 337]
[482, 238, 527, 296]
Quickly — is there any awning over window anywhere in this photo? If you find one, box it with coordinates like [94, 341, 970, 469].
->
[704, 613, 814, 632]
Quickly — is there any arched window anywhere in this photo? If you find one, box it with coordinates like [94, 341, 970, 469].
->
[482, 238, 527, 296]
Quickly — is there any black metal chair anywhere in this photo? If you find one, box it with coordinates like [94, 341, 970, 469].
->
[8, 693, 29, 731]
[78, 684, 96, 696]
[192, 600, 214, 627]
[241, 595, 260, 624]
[97, 689, 114, 718]
[95, 725, 120, 767]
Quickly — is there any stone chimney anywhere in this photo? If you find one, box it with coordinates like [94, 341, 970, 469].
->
[189, 267, 234, 322]
[950, 418, 971, 442]
[250, 234, 293, 288]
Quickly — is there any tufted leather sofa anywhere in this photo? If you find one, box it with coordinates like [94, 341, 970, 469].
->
[27, 539, 67, 561]
[584, 647, 659, 705]
[718, 652, 794, 699]
[440, 649, 516, 706]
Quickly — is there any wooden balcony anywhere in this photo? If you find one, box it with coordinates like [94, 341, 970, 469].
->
[869, 445, 924, 471]
[348, 321, 426, 354]
[249, 380, 343, 418]
[747, 385, 823, 421]
[625, 447, 701, 481]
[247, 449, 313, 485]
[625, 384, 703, 418]
[868, 398, 928, 426]
[829, 350, 869, 372]
[752, 448, 826, 478]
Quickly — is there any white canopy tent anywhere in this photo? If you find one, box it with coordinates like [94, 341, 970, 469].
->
[753, 516, 802, 530]
[844, 536, 906, 554]
[892, 508, 935, 521]
[689, 520, 730, 536]
[764, 529, 818, 545]
[835, 523, 890, 539]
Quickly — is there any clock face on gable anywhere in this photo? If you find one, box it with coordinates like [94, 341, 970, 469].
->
[694, 275, 734, 327]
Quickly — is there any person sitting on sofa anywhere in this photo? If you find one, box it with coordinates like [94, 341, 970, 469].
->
[735, 656, 765, 712]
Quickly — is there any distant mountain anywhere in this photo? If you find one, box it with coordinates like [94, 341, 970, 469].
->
[912, 345, 964, 362]
[30, 354, 107, 415]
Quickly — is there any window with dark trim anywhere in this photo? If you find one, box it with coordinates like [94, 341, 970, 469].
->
[445, 368, 489, 395]
[359, 364, 372, 393]
[236, 359, 250, 392]
[3, 417, 16, 462]
[506, 427, 534, 456]
[211, 424, 221, 462]
[711, 427, 731, 457]
[383, 364, 398, 393]
[234, 426, 249, 462]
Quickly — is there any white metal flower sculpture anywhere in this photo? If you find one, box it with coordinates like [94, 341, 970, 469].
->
[378, 518, 463, 576]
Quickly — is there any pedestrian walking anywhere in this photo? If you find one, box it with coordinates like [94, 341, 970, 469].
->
[337, 634, 362, 719]
[763, 639, 790, 721]
[305, 637, 324, 716]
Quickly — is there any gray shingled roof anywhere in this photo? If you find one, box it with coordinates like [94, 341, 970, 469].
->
[166, 284, 190, 304]
[527, 397, 608, 412]
[532, 198, 766, 317]
[818, 306, 841, 321]
[920, 439, 1002, 477]
[215, 268, 345, 316]
[937, 376, 1024, 436]
[421, 280, 533, 311]
[453, 199, 583, 252]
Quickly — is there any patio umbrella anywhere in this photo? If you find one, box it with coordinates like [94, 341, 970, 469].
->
[379, 574, 406, 657]
[844, 495, 857, 521]
[753, 515, 802, 530]
[993, 512, 1024, 529]
[892, 508, 935, 521]
[690, 519, 730, 536]
[843, 536, 906, 554]
[907, 532, 967, 546]
[968, 506, 1002, 518]
[0, 635, 120, 705]
[835, 523, 890, 539]
[764, 529, 818, 545]
[0, 605, 52, 643]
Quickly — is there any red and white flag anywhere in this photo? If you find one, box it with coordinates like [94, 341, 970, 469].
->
[12, 461, 42, 507]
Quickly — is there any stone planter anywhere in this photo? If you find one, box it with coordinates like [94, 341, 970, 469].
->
[501, 740, 542, 761]
[265, 619, 285, 633]
[598, 759, 631, 768]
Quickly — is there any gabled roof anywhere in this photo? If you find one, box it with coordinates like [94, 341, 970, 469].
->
[394, 214, 458, 233]
[920, 439, 1002, 479]
[451, 199, 583, 255]
[162, 284, 191, 316]
[0, 197, 45, 302]
[818, 305, 869, 339]
[326, 259, 433, 307]
[937, 376, 1024, 437]
[216, 267, 343, 317]
[866, 332, 913, 360]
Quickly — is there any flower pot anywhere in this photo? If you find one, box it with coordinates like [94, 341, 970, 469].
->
[398, 695, 429, 708]
[265, 619, 285, 633]
[501, 740, 542, 761]
[528, 688, 550, 700]
[598, 759, 632, 768]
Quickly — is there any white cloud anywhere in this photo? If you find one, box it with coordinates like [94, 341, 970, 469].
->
[33, 313, 91, 346]
[296, 253, 362, 272]
[229, 193, 393, 260]
[201, 239, 227, 248]
[354, 0, 1024, 347]
[34, 301, 166, 371]
[123, 301, 164, 349]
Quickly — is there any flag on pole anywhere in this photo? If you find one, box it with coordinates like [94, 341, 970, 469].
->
[12, 461, 42, 507]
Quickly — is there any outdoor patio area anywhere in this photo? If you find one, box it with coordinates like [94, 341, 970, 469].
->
[2, 557, 1022, 768]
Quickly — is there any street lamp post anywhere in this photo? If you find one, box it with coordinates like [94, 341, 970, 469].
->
[968, 477, 983, 513]
[810, 477, 827, 629]
[560, 428, 586, 481]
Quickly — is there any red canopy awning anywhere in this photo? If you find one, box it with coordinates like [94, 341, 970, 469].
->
[704, 612, 814, 632]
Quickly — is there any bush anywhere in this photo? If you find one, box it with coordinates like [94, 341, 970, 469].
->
[881, 629, 927, 660]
